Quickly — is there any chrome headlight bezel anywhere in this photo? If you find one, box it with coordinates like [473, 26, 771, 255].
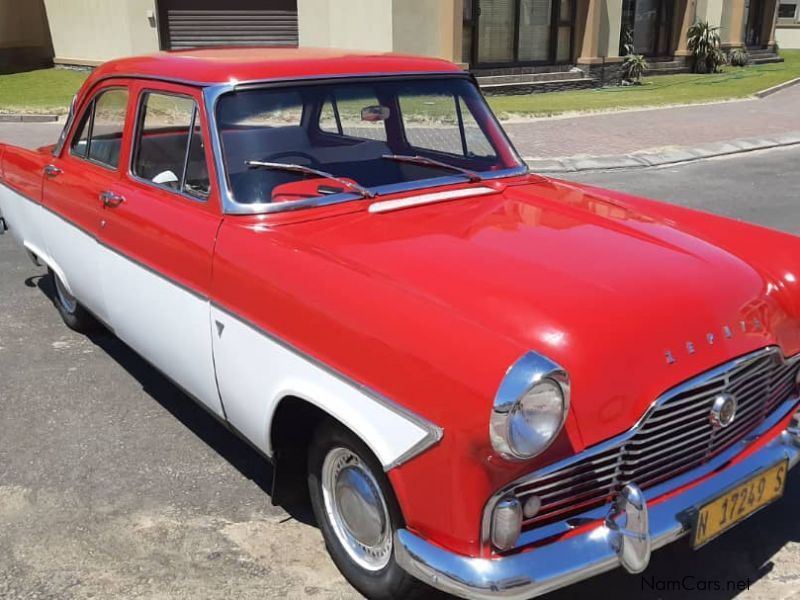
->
[490, 352, 570, 461]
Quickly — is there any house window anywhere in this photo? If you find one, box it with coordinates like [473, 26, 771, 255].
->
[778, 3, 798, 20]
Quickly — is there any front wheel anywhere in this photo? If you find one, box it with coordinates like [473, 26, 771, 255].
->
[49, 268, 96, 333]
[308, 421, 433, 599]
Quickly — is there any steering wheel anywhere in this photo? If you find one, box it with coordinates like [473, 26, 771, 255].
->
[261, 151, 321, 168]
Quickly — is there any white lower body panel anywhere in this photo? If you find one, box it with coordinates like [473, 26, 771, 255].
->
[210, 305, 433, 468]
[99, 245, 224, 418]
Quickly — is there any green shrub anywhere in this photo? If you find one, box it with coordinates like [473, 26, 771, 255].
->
[688, 20, 726, 74]
[728, 47, 749, 67]
[622, 53, 649, 84]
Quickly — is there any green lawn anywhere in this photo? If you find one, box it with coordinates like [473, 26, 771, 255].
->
[0, 68, 88, 115]
[0, 51, 798, 118]
[487, 50, 800, 119]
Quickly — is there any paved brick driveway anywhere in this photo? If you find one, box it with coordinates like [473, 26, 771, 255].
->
[503, 85, 800, 158]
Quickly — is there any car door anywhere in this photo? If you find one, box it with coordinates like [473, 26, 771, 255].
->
[96, 81, 225, 417]
[41, 84, 131, 324]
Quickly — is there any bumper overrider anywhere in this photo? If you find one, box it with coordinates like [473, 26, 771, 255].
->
[395, 399, 800, 600]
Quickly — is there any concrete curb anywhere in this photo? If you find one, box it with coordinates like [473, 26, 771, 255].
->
[0, 114, 60, 123]
[525, 132, 800, 173]
[754, 77, 800, 98]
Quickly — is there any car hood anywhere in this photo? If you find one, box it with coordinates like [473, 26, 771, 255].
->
[279, 178, 800, 447]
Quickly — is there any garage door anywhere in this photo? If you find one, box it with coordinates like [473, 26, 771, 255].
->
[158, 0, 298, 49]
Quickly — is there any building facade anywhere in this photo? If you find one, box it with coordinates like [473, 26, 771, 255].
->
[3, 1, 787, 84]
[0, 0, 52, 73]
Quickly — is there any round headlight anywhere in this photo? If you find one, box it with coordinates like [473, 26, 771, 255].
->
[507, 379, 566, 458]
[490, 352, 570, 461]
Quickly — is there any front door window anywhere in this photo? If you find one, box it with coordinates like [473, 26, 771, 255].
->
[132, 92, 211, 200]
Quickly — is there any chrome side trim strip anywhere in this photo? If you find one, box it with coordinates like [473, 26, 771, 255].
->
[2, 181, 443, 468]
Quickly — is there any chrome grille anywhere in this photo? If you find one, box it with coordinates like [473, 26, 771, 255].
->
[514, 348, 799, 529]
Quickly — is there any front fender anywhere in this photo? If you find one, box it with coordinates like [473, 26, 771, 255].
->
[209, 303, 442, 469]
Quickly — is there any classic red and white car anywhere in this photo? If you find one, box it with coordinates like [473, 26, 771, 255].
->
[1, 48, 799, 599]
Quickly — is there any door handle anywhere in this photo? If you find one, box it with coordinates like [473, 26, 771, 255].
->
[100, 190, 125, 208]
[44, 164, 62, 178]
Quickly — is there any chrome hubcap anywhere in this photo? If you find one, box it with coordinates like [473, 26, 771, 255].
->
[321, 447, 392, 571]
[54, 275, 77, 314]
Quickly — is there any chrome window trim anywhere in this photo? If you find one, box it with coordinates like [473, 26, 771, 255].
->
[480, 346, 800, 554]
[53, 93, 78, 157]
[52, 71, 470, 156]
[128, 88, 211, 204]
[202, 73, 528, 216]
[54, 74, 210, 159]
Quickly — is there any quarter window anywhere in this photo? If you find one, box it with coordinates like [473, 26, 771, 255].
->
[132, 92, 210, 200]
[71, 105, 92, 158]
[70, 88, 129, 169]
[399, 92, 496, 159]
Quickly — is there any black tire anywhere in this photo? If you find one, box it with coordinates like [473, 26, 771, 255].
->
[49, 268, 96, 333]
[308, 421, 435, 600]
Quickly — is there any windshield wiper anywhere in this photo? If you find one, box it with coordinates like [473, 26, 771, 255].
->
[381, 154, 482, 183]
[245, 160, 376, 199]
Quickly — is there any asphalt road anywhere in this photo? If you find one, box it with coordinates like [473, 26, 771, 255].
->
[1, 139, 799, 600]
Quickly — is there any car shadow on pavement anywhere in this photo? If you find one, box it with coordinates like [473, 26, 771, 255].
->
[29, 271, 317, 528]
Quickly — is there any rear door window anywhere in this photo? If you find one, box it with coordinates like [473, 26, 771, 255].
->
[70, 88, 129, 169]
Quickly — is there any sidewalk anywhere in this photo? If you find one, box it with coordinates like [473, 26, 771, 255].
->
[506, 84, 800, 163]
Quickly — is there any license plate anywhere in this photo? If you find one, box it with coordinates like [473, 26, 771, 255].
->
[692, 460, 788, 548]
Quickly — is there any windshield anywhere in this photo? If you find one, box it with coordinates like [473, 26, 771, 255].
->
[215, 77, 524, 208]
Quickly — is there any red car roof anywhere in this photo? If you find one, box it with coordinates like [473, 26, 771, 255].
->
[85, 47, 463, 87]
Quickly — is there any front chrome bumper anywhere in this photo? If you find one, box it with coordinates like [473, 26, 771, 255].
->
[396, 409, 800, 600]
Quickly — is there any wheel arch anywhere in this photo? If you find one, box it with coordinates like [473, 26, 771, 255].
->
[23, 240, 73, 293]
[268, 393, 391, 509]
